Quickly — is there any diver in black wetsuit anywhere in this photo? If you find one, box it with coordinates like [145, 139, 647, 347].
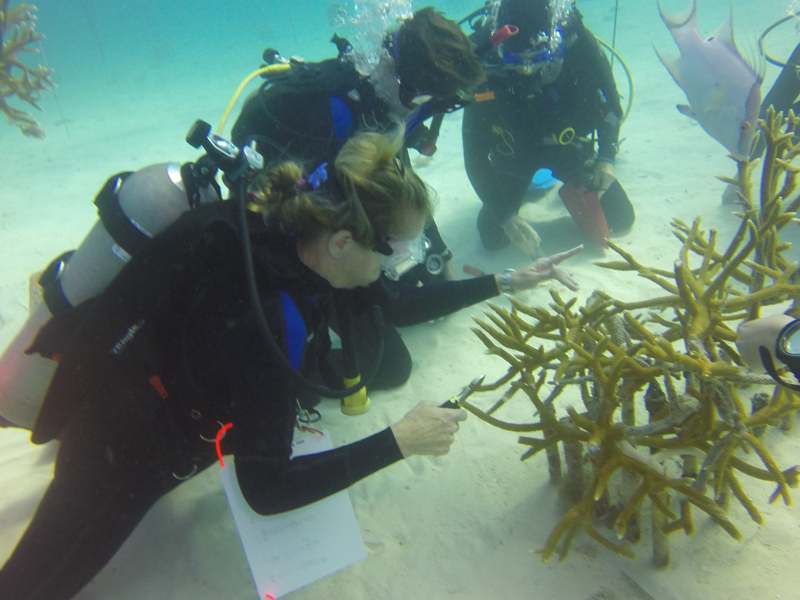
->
[0, 129, 582, 600]
[752, 44, 800, 158]
[721, 41, 800, 204]
[232, 6, 486, 393]
[232, 6, 485, 282]
[462, 0, 635, 254]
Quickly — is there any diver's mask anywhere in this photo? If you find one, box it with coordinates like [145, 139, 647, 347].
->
[500, 26, 565, 84]
[376, 232, 431, 281]
[759, 319, 800, 391]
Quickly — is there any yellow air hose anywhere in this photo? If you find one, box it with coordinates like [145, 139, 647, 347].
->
[596, 37, 634, 124]
[216, 63, 292, 134]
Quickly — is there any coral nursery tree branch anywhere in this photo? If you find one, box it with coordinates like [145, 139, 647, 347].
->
[464, 108, 800, 564]
[1, 0, 53, 137]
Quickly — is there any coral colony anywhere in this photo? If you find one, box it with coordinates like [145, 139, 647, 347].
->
[462, 107, 800, 566]
[1, 1, 53, 137]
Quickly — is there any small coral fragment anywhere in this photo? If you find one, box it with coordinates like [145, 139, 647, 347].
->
[1, 1, 54, 137]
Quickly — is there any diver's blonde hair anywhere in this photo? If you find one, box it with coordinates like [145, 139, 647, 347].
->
[247, 129, 432, 245]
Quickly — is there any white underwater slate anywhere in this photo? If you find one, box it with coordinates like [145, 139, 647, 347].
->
[218, 429, 367, 599]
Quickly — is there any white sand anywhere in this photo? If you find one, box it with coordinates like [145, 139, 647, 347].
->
[1, 1, 799, 598]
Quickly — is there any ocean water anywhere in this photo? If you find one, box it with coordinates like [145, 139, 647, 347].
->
[2, 1, 800, 599]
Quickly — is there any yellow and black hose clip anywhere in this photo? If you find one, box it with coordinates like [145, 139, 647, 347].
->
[553, 127, 576, 146]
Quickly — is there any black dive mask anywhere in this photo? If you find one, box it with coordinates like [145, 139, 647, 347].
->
[759, 319, 800, 391]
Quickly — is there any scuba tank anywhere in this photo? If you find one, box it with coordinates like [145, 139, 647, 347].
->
[0, 162, 221, 429]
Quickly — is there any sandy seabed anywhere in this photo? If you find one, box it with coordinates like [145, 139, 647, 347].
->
[1, 1, 799, 599]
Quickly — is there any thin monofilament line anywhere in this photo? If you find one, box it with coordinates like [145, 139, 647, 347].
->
[37, 40, 69, 138]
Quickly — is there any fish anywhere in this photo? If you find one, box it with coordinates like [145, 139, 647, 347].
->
[654, 0, 764, 160]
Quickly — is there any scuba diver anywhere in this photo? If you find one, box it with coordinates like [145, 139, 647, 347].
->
[0, 128, 582, 600]
[231, 6, 487, 397]
[754, 44, 800, 157]
[462, 0, 635, 254]
[232, 6, 485, 282]
[722, 17, 800, 203]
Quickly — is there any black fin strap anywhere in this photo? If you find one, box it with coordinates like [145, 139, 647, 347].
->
[39, 250, 76, 316]
[93, 171, 149, 257]
[759, 345, 800, 391]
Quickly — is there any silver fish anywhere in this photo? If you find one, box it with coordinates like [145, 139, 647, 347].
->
[655, 0, 763, 159]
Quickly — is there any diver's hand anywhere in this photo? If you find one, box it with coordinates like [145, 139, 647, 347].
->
[737, 314, 795, 372]
[391, 401, 467, 457]
[502, 215, 542, 256]
[593, 160, 616, 196]
[499, 245, 584, 292]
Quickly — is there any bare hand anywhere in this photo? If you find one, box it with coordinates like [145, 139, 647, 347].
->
[502, 215, 542, 257]
[593, 160, 616, 196]
[508, 245, 584, 292]
[390, 401, 467, 458]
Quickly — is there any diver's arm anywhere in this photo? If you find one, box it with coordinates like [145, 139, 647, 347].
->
[367, 246, 583, 326]
[376, 275, 501, 327]
[578, 28, 623, 162]
[761, 44, 800, 118]
[237, 429, 404, 516]
[224, 315, 404, 516]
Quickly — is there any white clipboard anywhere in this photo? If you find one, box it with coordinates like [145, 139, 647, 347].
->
[219, 429, 367, 599]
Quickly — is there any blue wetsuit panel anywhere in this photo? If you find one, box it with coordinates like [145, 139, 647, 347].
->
[330, 95, 353, 142]
[280, 292, 306, 370]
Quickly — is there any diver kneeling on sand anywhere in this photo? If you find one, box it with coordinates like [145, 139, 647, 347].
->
[0, 125, 582, 600]
[462, 0, 635, 255]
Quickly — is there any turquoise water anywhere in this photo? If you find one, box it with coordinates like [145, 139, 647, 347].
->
[2, 1, 800, 599]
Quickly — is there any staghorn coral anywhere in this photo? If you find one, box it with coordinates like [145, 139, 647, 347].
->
[1, 1, 53, 137]
[461, 106, 800, 565]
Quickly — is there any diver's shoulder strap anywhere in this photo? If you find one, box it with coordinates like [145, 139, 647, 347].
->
[93, 171, 146, 257]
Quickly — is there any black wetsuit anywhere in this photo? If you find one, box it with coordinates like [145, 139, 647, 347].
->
[752, 43, 800, 158]
[232, 58, 454, 391]
[231, 58, 450, 278]
[462, 14, 635, 250]
[0, 200, 501, 600]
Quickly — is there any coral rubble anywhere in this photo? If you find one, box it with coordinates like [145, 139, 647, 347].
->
[1, 1, 53, 137]
[463, 107, 800, 565]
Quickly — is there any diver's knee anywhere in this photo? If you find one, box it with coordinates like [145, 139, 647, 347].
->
[370, 329, 412, 391]
[601, 180, 635, 235]
[477, 206, 511, 251]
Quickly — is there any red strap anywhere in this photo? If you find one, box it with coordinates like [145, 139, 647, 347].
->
[148, 375, 169, 399]
[216, 423, 233, 467]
